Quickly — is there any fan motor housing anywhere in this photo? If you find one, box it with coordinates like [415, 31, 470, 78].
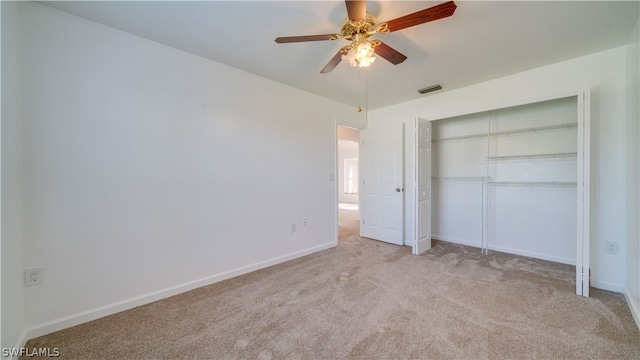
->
[340, 13, 378, 41]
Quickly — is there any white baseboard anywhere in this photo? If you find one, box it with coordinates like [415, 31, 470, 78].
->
[590, 280, 624, 293]
[624, 287, 640, 331]
[23, 242, 337, 341]
[432, 235, 480, 249]
[431, 235, 575, 265]
[489, 244, 575, 266]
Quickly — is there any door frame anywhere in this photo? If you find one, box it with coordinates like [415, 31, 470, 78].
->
[576, 90, 591, 297]
[415, 89, 591, 297]
[335, 124, 363, 244]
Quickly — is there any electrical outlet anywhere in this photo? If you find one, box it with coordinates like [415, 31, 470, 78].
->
[291, 223, 297, 233]
[302, 218, 308, 227]
[605, 241, 619, 255]
[25, 267, 43, 287]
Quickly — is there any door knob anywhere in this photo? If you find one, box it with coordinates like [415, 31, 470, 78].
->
[395, 188, 401, 192]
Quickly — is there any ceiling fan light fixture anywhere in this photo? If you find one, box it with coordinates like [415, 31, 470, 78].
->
[342, 40, 376, 68]
[275, 1, 458, 74]
[356, 41, 372, 57]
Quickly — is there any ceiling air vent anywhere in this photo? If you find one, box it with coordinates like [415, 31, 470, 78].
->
[418, 85, 442, 95]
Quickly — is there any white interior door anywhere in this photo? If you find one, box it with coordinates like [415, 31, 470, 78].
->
[414, 119, 432, 254]
[360, 123, 404, 245]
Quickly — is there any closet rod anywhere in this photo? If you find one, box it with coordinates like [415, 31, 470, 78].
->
[487, 181, 577, 187]
[486, 152, 578, 160]
[433, 122, 578, 142]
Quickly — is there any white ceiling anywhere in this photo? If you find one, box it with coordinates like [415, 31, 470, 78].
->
[40, 1, 639, 110]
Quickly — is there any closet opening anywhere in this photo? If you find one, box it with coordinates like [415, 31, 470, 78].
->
[417, 94, 591, 296]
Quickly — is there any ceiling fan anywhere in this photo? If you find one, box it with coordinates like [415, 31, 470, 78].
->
[275, 0, 457, 74]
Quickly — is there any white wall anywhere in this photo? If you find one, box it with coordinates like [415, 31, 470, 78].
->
[625, 17, 640, 329]
[19, 2, 359, 338]
[369, 45, 629, 292]
[1, 0, 26, 351]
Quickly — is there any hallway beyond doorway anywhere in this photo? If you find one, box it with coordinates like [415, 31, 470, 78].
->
[338, 202, 359, 242]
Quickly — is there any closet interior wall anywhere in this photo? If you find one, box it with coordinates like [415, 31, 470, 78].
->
[431, 97, 578, 265]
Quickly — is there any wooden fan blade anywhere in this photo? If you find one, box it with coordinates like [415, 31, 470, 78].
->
[275, 34, 339, 43]
[374, 42, 407, 65]
[386, 1, 457, 32]
[320, 50, 347, 74]
[345, 0, 366, 21]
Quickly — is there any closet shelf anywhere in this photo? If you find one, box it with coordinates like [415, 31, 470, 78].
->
[486, 152, 577, 160]
[487, 181, 577, 188]
[432, 122, 578, 142]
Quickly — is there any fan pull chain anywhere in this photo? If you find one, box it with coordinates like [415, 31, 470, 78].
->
[365, 66, 368, 113]
[357, 67, 362, 112]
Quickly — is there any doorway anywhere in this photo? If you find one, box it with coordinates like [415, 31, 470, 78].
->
[337, 126, 360, 241]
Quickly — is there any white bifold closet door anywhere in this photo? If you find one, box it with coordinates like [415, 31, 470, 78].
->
[431, 97, 578, 265]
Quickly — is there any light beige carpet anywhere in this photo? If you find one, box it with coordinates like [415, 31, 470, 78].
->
[23, 207, 640, 359]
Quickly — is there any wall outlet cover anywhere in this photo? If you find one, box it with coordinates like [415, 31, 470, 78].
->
[25, 267, 44, 286]
[605, 241, 619, 255]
